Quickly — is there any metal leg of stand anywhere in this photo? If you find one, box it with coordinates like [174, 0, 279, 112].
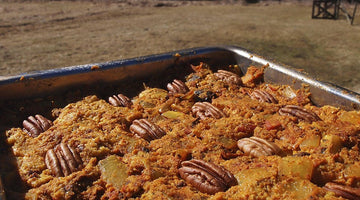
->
[351, 1, 358, 25]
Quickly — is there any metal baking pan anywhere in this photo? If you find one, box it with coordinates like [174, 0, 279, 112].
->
[1, 45, 360, 110]
[1, 45, 360, 199]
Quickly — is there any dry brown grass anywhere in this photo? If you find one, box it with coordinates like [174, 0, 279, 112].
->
[0, 1, 359, 92]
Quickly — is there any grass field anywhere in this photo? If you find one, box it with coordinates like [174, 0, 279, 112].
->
[0, 1, 359, 92]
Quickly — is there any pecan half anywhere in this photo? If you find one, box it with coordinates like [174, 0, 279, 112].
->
[167, 79, 189, 95]
[237, 136, 282, 157]
[250, 89, 278, 104]
[324, 182, 360, 200]
[214, 70, 242, 85]
[108, 94, 132, 107]
[179, 159, 237, 194]
[279, 105, 320, 122]
[45, 143, 83, 177]
[129, 119, 166, 142]
[192, 102, 225, 120]
[23, 114, 52, 137]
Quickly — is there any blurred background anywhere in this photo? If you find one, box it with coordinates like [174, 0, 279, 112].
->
[0, 0, 359, 92]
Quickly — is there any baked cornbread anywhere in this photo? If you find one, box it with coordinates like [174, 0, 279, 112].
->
[4, 63, 360, 199]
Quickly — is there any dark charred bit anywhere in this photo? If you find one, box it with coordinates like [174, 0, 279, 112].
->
[194, 90, 217, 102]
[204, 91, 217, 102]
[293, 152, 311, 157]
[191, 118, 201, 128]
[142, 147, 150, 153]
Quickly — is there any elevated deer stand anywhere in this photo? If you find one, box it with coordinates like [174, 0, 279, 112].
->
[312, 0, 358, 25]
[312, 0, 341, 19]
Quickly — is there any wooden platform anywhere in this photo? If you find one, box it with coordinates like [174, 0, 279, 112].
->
[312, 0, 341, 19]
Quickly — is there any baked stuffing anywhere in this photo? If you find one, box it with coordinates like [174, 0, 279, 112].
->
[4, 63, 360, 199]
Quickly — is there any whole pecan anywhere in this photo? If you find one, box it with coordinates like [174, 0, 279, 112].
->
[192, 102, 225, 120]
[45, 143, 83, 177]
[324, 182, 360, 200]
[279, 105, 321, 122]
[178, 159, 237, 194]
[167, 79, 189, 95]
[129, 119, 166, 142]
[108, 94, 132, 107]
[214, 70, 242, 85]
[237, 136, 282, 157]
[250, 89, 278, 104]
[23, 114, 53, 137]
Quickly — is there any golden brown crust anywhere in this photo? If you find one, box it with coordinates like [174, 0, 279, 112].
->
[4, 64, 360, 199]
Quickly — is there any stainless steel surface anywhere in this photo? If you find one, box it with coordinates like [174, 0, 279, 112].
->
[1, 45, 359, 110]
[226, 46, 360, 110]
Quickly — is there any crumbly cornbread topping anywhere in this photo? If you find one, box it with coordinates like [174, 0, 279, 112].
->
[4, 63, 360, 200]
